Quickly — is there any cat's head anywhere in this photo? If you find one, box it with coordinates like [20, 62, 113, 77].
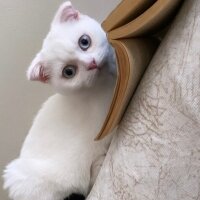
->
[27, 1, 114, 94]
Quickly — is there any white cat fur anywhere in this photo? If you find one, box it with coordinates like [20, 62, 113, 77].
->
[3, 2, 116, 200]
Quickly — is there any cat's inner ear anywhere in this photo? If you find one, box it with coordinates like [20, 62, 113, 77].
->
[53, 1, 79, 24]
[27, 62, 50, 83]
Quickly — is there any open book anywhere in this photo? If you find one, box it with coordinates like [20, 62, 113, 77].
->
[96, 0, 182, 140]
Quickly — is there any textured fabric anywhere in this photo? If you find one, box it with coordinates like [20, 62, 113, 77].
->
[87, 0, 200, 199]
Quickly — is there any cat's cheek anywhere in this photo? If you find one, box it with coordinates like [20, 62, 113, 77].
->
[83, 71, 99, 88]
[49, 77, 67, 94]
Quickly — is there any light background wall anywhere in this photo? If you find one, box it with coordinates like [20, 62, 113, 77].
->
[0, 1, 120, 199]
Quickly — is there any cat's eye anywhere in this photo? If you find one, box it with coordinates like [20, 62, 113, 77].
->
[62, 65, 76, 79]
[78, 34, 91, 51]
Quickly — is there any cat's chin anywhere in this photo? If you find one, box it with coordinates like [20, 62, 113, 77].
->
[52, 78, 100, 95]
[54, 85, 95, 96]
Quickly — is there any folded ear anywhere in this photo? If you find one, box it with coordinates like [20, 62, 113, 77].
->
[52, 1, 79, 25]
[27, 54, 49, 83]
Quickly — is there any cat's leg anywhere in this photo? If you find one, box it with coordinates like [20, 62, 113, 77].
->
[3, 158, 65, 200]
[89, 131, 116, 190]
[89, 154, 106, 189]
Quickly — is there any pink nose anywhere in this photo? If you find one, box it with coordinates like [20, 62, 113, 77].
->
[88, 59, 97, 70]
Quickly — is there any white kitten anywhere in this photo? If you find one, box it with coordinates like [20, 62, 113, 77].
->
[3, 2, 116, 200]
